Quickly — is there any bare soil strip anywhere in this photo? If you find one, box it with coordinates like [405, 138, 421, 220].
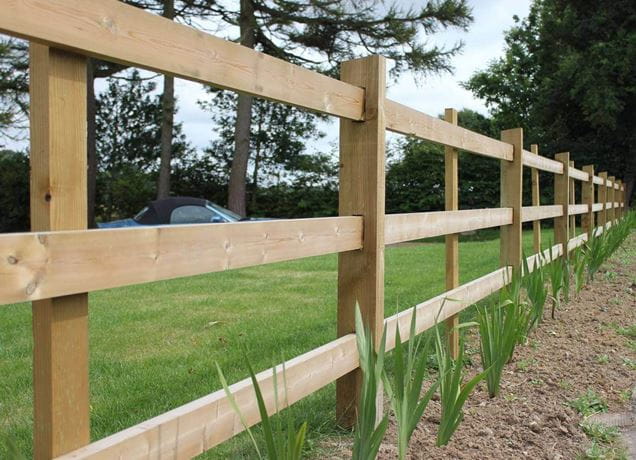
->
[323, 233, 635, 459]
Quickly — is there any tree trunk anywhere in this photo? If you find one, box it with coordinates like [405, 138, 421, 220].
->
[157, 0, 175, 199]
[227, 0, 256, 217]
[87, 59, 97, 228]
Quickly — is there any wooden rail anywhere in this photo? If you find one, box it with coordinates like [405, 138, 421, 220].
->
[0, 217, 362, 305]
[0, 1, 628, 458]
[385, 208, 511, 244]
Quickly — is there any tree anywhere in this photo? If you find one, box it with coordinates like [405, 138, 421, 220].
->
[186, 0, 473, 216]
[95, 70, 191, 221]
[0, 149, 29, 232]
[465, 0, 636, 205]
[0, 38, 28, 146]
[200, 90, 327, 212]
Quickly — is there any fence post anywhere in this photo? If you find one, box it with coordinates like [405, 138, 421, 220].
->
[569, 161, 576, 238]
[444, 108, 460, 358]
[598, 172, 608, 228]
[29, 44, 90, 458]
[554, 153, 570, 257]
[530, 144, 541, 253]
[608, 176, 616, 224]
[337, 55, 386, 427]
[618, 181, 624, 218]
[500, 128, 523, 271]
[582, 165, 595, 236]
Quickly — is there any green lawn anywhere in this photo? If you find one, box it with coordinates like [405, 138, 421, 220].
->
[0, 227, 554, 458]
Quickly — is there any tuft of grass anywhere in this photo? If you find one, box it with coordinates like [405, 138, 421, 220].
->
[383, 306, 438, 460]
[569, 389, 608, 417]
[352, 305, 388, 460]
[596, 354, 610, 365]
[573, 248, 587, 294]
[581, 421, 620, 444]
[578, 442, 628, 460]
[522, 252, 548, 330]
[616, 324, 636, 339]
[546, 246, 564, 319]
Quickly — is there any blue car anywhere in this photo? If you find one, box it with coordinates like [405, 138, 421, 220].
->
[98, 197, 243, 228]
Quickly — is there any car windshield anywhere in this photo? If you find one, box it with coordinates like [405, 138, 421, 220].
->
[206, 202, 241, 221]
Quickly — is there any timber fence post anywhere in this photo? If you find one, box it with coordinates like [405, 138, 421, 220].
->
[569, 161, 576, 238]
[554, 153, 570, 258]
[500, 128, 523, 272]
[609, 176, 616, 224]
[582, 165, 594, 236]
[599, 172, 608, 228]
[444, 108, 460, 359]
[336, 55, 386, 427]
[29, 44, 90, 458]
[530, 144, 541, 253]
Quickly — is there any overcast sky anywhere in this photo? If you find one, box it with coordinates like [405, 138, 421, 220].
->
[170, 0, 532, 153]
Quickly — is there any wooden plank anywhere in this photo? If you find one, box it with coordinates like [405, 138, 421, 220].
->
[522, 149, 564, 174]
[569, 167, 589, 182]
[592, 175, 604, 185]
[384, 208, 512, 245]
[444, 108, 459, 358]
[384, 99, 513, 161]
[0, 0, 364, 121]
[0, 216, 363, 306]
[337, 55, 386, 427]
[569, 161, 576, 238]
[521, 205, 563, 223]
[530, 144, 542, 252]
[385, 267, 510, 347]
[568, 204, 589, 215]
[554, 153, 570, 258]
[592, 203, 603, 212]
[524, 243, 563, 272]
[582, 165, 595, 235]
[500, 128, 523, 269]
[617, 180, 623, 218]
[567, 233, 587, 252]
[608, 176, 616, 223]
[56, 334, 360, 460]
[598, 172, 608, 226]
[29, 44, 90, 458]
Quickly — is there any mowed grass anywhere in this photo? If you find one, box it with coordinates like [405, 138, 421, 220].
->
[0, 227, 553, 457]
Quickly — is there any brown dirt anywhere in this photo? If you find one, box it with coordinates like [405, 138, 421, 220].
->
[322, 233, 636, 459]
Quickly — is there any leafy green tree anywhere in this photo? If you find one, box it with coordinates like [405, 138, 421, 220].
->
[0, 150, 29, 232]
[95, 70, 191, 221]
[186, 0, 474, 216]
[465, 0, 636, 205]
[0, 38, 28, 146]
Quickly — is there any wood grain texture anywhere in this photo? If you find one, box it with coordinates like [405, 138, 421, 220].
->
[384, 208, 512, 245]
[500, 128, 523, 269]
[530, 144, 542, 252]
[592, 175, 604, 185]
[569, 167, 589, 182]
[592, 203, 603, 212]
[522, 149, 564, 174]
[598, 172, 608, 226]
[569, 161, 576, 239]
[608, 176, 616, 223]
[568, 204, 589, 215]
[521, 205, 563, 223]
[444, 108, 459, 358]
[0, 0, 364, 120]
[337, 55, 386, 427]
[29, 44, 90, 458]
[385, 99, 513, 161]
[554, 153, 570, 257]
[581, 165, 595, 234]
[0, 217, 362, 305]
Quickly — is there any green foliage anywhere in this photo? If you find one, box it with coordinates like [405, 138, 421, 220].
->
[465, 0, 636, 204]
[383, 307, 438, 460]
[216, 355, 308, 460]
[581, 421, 620, 444]
[434, 323, 487, 446]
[561, 255, 571, 304]
[569, 389, 608, 417]
[522, 252, 548, 330]
[0, 38, 28, 145]
[0, 149, 29, 232]
[573, 248, 587, 294]
[352, 305, 388, 460]
[579, 442, 628, 460]
[546, 246, 564, 319]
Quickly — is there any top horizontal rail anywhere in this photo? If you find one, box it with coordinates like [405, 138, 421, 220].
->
[0, 217, 362, 305]
[569, 167, 589, 182]
[592, 176, 604, 185]
[384, 100, 514, 161]
[521, 150, 563, 174]
[0, 0, 365, 120]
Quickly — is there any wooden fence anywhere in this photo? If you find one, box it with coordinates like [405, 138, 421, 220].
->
[0, 0, 628, 458]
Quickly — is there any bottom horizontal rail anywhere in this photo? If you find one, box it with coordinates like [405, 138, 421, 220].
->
[57, 220, 621, 459]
